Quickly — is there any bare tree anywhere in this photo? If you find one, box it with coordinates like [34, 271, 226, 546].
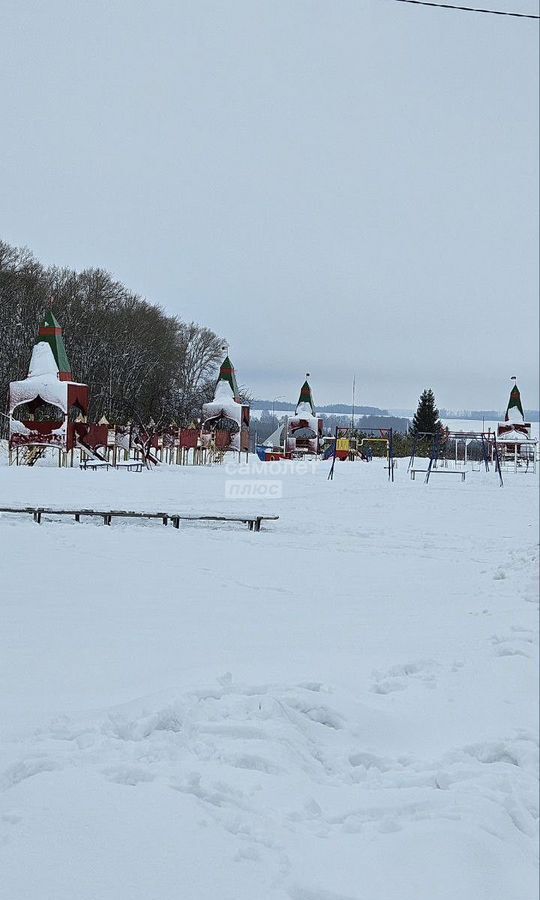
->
[0, 240, 242, 435]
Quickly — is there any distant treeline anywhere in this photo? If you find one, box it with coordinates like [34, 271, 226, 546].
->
[0, 240, 225, 431]
[253, 400, 390, 416]
[253, 410, 410, 444]
[321, 414, 409, 434]
[440, 408, 540, 422]
[256, 400, 540, 423]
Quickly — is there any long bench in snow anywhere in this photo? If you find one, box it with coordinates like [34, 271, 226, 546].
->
[0, 507, 279, 532]
[80, 460, 143, 472]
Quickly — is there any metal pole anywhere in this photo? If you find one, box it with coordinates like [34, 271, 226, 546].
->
[328, 426, 338, 481]
[407, 433, 417, 473]
[425, 433, 440, 484]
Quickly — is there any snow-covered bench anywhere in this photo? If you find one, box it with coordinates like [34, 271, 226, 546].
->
[0, 507, 279, 532]
[80, 460, 143, 472]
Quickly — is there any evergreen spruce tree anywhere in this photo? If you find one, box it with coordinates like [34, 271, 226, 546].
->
[411, 389, 443, 437]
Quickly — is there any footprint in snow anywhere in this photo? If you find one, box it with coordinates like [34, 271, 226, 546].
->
[289, 887, 360, 900]
[370, 658, 438, 694]
[369, 679, 406, 695]
[103, 765, 155, 786]
[491, 635, 535, 659]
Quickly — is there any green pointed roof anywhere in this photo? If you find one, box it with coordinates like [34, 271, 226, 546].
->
[505, 379, 524, 421]
[42, 310, 62, 328]
[296, 378, 315, 416]
[38, 310, 72, 379]
[217, 355, 240, 400]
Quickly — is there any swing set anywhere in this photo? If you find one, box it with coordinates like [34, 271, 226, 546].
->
[408, 430, 504, 486]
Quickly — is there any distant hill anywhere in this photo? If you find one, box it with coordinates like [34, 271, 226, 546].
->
[253, 399, 390, 416]
[251, 407, 410, 441]
[254, 401, 540, 423]
[439, 409, 540, 422]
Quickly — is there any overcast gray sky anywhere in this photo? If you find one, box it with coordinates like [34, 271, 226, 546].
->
[1, 0, 538, 409]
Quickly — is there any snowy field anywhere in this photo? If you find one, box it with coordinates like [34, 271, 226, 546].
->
[0, 458, 538, 900]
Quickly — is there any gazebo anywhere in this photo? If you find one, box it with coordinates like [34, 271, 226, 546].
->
[201, 354, 250, 455]
[9, 312, 89, 465]
[495, 377, 537, 472]
[286, 375, 323, 455]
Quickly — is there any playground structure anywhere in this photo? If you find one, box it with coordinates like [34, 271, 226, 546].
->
[201, 354, 250, 459]
[7, 316, 536, 480]
[494, 377, 537, 474]
[256, 376, 323, 461]
[407, 380, 538, 485]
[324, 426, 396, 481]
[77, 420, 231, 468]
[285, 377, 323, 455]
[493, 438, 537, 474]
[8, 319, 251, 468]
[10, 409, 245, 469]
[8, 312, 90, 466]
[408, 430, 505, 485]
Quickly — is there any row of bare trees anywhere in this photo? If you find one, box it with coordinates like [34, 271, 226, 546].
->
[0, 240, 225, 433]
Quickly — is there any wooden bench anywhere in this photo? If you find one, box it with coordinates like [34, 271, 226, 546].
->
[168, 514, 278, 532]
[80, 461, 143, 472]
[0, 507, 278, 532]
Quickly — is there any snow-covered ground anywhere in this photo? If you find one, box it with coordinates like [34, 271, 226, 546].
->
[0, 458, 538, 900]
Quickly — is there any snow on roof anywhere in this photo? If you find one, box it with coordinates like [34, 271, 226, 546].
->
[202, 400, 242, 425]
[10, 375, 68, 415]
[214, 380, 235, 403]
[295, 401, 315, 417]
[202, 379, 244, 425]
[9, 419, 32, 435]
[9, 341, 85, 415]
[506, 405, 524, 425]
[29, 342, 58, 378]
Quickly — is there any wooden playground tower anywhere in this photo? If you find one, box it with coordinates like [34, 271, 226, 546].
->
[200, 353, 250, 461]
[8, 321, 251, 468]
[285, 377, 323, 455]
[494, 377, 537, 474]
[8, 311, 90, 466]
